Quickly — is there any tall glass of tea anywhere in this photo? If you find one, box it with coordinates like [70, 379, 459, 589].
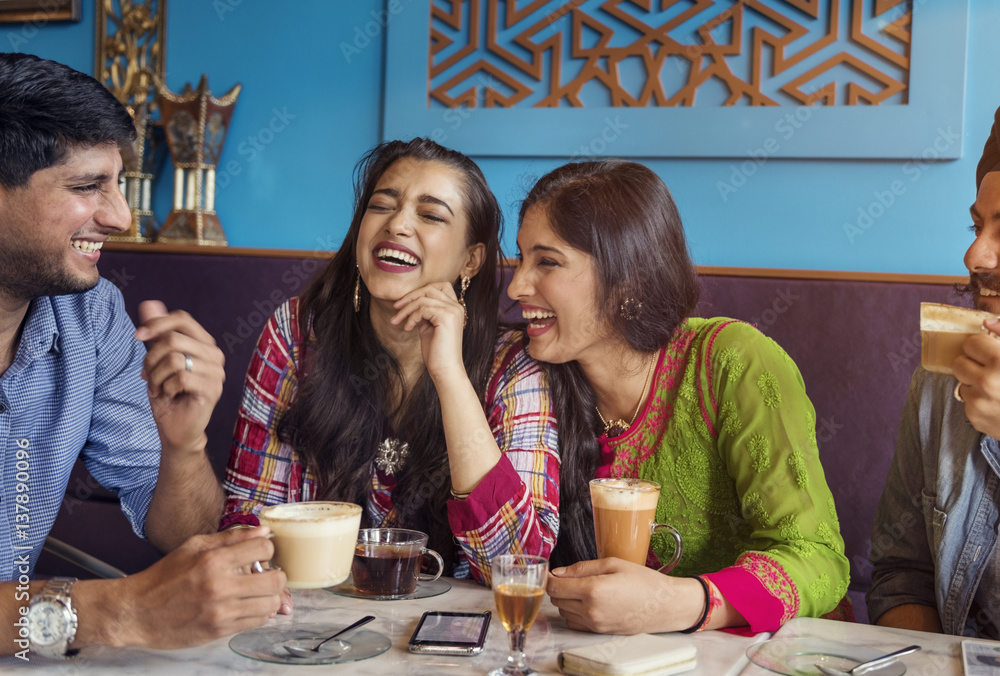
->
[489, 554, 548, 676]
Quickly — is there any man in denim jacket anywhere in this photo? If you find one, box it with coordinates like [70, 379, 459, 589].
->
[867, 107, 1000, 638]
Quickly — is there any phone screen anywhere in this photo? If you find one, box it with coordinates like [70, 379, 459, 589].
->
[411, 611, 491, 647]
[963, 639, 1000, 675]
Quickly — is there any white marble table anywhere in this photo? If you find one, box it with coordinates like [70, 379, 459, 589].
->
[0, 580, 973, 675]
[743, 616, 968, 676]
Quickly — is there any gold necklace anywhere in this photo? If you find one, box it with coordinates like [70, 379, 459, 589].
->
[596, 349, 658, 437]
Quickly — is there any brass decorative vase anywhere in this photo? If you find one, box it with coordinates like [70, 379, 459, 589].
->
[96, 0, 166, 242]
[116, 100, 160, 241]
[155, 75, 241, 246]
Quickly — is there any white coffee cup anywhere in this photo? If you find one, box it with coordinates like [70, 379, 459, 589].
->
[257, 501, 362, 589]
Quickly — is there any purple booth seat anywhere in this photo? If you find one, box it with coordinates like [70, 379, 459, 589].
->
[34, 249, 966, 626]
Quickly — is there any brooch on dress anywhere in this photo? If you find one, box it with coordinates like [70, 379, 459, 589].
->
[375, 438, 410, 474]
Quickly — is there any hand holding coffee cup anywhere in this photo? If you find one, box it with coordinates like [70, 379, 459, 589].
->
[589, 478, 682, 573]
[352, 528, 444, 598]
[257, 501, 363, 589]
[920, 302, 999, 375]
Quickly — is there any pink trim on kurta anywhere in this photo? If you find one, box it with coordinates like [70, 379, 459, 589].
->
[447, 454, 523, 532]
[698, 320, 736, 435]
[734, 551, 800, 627]
[703, 566, 787, 633]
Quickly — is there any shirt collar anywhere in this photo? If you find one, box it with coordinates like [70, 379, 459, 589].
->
[19, 295, 60, 359]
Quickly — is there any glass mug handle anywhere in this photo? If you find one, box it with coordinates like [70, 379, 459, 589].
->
[650, 523, 683, 573]
[419, 547, 445, 582]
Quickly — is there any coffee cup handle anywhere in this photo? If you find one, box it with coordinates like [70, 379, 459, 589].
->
[650, 523, 682, 574]
[419, 548, 445, 582]
[251, 532, 279, 574]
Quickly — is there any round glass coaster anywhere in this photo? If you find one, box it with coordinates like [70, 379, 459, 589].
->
[326, 575, 451, 601]
[747, 638, 907, 676]
[229, 622, 391, 665]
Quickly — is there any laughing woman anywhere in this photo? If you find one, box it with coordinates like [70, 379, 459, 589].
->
[221, 139, 559, 599]
[509, 160, 850, 635]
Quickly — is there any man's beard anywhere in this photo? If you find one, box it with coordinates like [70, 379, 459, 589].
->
[964, 272, 1000, 311]
[0, 245, 97, 303]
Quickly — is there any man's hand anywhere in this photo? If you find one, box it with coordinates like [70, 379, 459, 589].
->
[954, 318, 1000, 438]
[78, 527, 285, 649]
[546, 558, 704, 635]
[135, 300, 225, 452]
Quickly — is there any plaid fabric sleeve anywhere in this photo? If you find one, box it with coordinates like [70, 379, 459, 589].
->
[221, 298, 309, 529]
[448, 331, 560, 585]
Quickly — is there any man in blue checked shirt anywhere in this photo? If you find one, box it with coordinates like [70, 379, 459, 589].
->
[0, 54, 285, 659]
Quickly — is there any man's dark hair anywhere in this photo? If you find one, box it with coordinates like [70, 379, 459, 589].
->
[0, 52, 136, 188]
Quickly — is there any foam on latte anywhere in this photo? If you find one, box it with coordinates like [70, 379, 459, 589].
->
[590, 478, 660, 511]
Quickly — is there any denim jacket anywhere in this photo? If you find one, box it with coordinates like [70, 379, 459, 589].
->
[867, 367, 1000, 636]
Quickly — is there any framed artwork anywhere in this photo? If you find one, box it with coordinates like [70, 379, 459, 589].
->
[383, 1, 969, 159]
[0, 0, 80, 22]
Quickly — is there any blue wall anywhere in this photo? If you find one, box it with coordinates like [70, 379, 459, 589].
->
[4, 0, 998, 274]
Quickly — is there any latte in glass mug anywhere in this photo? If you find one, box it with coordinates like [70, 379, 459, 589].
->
[589, 478, 682, 573]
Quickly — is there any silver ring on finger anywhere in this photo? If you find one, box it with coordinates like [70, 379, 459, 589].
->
[954, 381, 964, 403]
[184, 353, 194, 373]
[252, 560, 265, 574]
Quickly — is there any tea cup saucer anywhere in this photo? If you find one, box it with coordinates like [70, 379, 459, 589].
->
[326, 575, 451, 601]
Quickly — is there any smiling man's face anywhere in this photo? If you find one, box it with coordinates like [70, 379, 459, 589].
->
[966, 172, 1000, 314]
[0, 142, 129, 304]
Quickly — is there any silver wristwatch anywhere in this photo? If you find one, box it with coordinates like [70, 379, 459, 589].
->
[27, 577, 79, 658]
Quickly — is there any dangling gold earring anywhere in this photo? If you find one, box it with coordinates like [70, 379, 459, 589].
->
[458, 275, 470, 328]
[353, 266, 361, 313]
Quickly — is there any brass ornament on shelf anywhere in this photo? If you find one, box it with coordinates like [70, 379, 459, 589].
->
[96, 0, 167, 242]
[154, 75, 242, 246]
[116, 101, 159, 242]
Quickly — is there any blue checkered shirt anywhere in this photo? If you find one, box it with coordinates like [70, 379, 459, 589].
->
[1, 278, 160, 580]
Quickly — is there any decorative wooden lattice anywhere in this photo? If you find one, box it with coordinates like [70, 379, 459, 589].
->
[428, 0, 911, 109]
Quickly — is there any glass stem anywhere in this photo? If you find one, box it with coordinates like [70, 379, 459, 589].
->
[507, 629, 527, 670]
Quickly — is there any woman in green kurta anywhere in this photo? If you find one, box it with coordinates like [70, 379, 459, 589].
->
[508, 160, 850, 634]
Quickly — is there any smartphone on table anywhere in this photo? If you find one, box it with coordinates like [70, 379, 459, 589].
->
[408, 610, 492, 655]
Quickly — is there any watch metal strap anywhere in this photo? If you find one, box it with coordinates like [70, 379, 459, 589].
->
[32, 576, 79, 658]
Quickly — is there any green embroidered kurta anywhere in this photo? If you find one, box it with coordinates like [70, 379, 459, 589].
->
[598, 318, 849, 626]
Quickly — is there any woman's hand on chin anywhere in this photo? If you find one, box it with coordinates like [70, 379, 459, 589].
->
[391, 281, 468, 383]
[546, 558, 705, 635]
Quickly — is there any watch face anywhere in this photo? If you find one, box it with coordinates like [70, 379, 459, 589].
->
[30, 602, 68, 647]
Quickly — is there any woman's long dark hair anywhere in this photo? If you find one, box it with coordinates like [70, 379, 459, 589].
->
[517, 160, 700, 568]
[279, 138, 502, 571]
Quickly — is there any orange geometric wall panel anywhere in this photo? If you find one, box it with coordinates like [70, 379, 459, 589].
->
[384, 1, 968, 158]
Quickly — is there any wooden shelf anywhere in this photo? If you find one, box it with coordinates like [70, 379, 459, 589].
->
[103, 242, 965, 286]
[103, 241, 331, 259]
